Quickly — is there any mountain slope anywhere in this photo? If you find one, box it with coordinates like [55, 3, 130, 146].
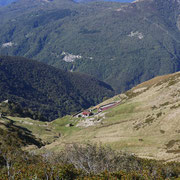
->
[0, 56, 114, 121]
[1, 115, 180, 179]
[0, 117, 43, 148]
[42, 71, 180, 161]
[0, 0, 180, 92]
[2, 70, 180, 162]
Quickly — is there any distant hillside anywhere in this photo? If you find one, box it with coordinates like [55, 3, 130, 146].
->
[0, 0, 180, 93]
[0, 56, 114, 121]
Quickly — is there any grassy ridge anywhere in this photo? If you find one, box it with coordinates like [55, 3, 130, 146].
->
[36, 71, 180, 162]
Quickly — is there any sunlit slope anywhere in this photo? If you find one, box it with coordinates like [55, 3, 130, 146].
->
[44, 72, 180, 161]
[3, 71, 180, 161]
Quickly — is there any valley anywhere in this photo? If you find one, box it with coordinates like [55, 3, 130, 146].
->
[1, 72, 180, 162]
[0, 0, 180, 92]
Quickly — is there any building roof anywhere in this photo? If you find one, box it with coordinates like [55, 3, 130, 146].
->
[82, 110, 90, 115]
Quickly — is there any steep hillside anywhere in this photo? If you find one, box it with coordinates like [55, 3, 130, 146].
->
[0, 100, 46, 121]
[0, 56, 114, 121]
[39, 71, 180, 162]
[0, 116, 43, 148]
[1, 115, 180, 179]
[0, 0, 180, 92]
[1, 71, 180, 180]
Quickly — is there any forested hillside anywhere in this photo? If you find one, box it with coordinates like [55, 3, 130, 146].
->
[0, 0, 180, 92]
[0, 56, 114, 121]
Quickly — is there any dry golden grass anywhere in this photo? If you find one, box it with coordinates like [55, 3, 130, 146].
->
[43, 72, 180, 161]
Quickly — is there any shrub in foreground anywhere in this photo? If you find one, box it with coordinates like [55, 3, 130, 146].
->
[0, 142, 180, 179]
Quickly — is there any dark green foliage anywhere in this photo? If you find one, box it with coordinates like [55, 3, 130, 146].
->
[156, 112, 162, 118]
[0, 100, 46, 121]
[166, 140, 180, 149]
[0, 0, 180, 92]
[0, 120, 43, 149]
[145, 116, 155, 124]
[0, 56, 114, 121]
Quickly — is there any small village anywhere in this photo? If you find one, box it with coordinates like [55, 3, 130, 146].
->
[74, 101, 121, 118]
[73, 101, 121, 127]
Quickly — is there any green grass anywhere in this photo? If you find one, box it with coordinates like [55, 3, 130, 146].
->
[0, 115, 84, 147]
[51, 116, 81, 136]
[105, 103, 138, 123]
[8, 117, 55, 142]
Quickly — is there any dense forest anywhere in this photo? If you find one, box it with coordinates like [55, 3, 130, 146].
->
[0, 100, 47, 121]
[0, 0, 180, 92]
[0, 56, 114, 121]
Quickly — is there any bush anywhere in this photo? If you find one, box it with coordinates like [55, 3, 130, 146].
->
[58, 143, 140, 174]
[0, 141, 180, 179]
